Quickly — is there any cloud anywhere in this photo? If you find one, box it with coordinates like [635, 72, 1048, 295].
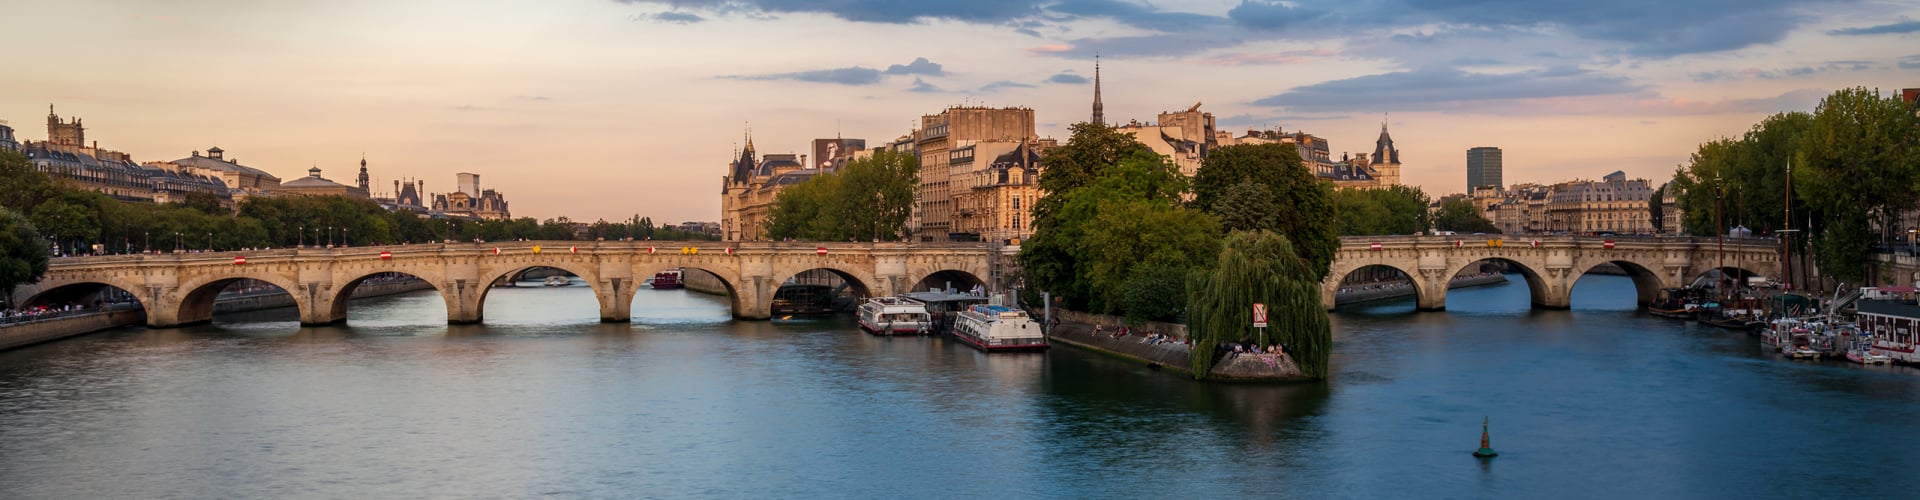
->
[647, 11, 705, 24]
[978, 80, 1037, 92]
[1396, 0, 1838, 57]
[907, 77, 943, 93]
[513, 95, 553, 101]
[1690, 60, 1878, 81]
[1902, 55, 1920, 70]
[1206, 49, 1340, 66]
[1254, 66, 1641, 112]
[1828, 20, 1920, 35]
[1227, 1, 1330, 31]
[724, 66, 883, 85]
[1047, 72, 1089, 84]
[884, 57, 945, 76]
[612, 0, 1045, 24]
[1050, 0, 1225, 32]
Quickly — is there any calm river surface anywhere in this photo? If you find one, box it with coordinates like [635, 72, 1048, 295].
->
[3, 275, 1919, 498]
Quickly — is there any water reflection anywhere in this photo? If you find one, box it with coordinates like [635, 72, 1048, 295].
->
[3, 275, 1920, 497]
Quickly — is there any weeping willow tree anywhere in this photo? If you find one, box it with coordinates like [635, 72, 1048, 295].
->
[1186, 230, 1331, 379]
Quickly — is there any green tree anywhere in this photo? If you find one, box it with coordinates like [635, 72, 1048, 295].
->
[0, 150, 53, 213]
[1021, 147, 1188, 311]
[178, 192, 229, 216]
[0, 207, 52, 308]
[1797, 87, 1920, 282]
[1020, 124, 1156, 311]
[1433, 198, 1500, 234]
[1080, 197, 1221, 315]
[1185, 230, 1330, 379]
[764, 149, 918, 241]
[1189, 143, 1338, 279]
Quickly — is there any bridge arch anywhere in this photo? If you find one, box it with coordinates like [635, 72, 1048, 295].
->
[17, 279, 150, 314]
[1325, 262, 1424, 311]
[319, 270, 449, 326]
[471, 258, 609, 325]
[632, 261, 749, 319]
[769, 264, 876, 316]
[911, 269, 986, 293]
[1571, 259, 1668, 306]
[1444, 257, 1554, 310]
[169, 272, 307, 328]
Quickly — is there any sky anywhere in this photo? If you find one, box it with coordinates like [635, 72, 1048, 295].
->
[3, 0, 1917, 223]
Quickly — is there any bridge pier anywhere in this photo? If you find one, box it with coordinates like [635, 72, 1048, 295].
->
[598, 277, 632, 323]
[446, 279, 485, 325]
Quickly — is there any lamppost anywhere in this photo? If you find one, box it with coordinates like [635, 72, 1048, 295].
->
[298, 226, 304, 248]
[327, 225, 334, 247]
[207, 232, 213, 252]
[343, 228, 350, 247]
[143, 232, 149, 254]
[174, 232, 182, 253]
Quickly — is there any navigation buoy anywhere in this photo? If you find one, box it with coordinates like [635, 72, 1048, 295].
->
[1474, 416, 1499, 458]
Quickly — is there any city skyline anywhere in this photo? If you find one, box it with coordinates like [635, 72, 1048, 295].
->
[4, 0, 1915, 223]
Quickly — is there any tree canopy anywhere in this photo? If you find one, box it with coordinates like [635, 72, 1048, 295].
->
[1185, 230, 1330, 379]
[0, 206, 51, 308]
[1433, 198, 1500, 234]
[763, 149, 918, 241]
[1331, 185, 1432, 236]
[1189, 143, 1338, 280]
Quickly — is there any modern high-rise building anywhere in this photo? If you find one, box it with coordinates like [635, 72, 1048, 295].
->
[457, 172, 481, 196]
[1467, 147, 1503, 192]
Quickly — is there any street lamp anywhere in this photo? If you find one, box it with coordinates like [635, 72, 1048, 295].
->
[298, 226, 304, 248]
[327, 226, 334, 247]
[174, 232, 182, 253]
[143, 232, 149, 254]
[207, 233, 213, 252]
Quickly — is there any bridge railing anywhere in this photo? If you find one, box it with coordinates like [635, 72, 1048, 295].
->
[46, 240, 1000, 267]
[1336, 234, 1782, 249]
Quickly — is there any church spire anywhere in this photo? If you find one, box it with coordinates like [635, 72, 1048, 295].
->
[357, 154, 370, 191]
[1091, 55, 1105, 126]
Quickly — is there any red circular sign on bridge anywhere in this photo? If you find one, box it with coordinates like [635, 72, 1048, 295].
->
[816, 246, 828, 256]
[1603, 240, 1616, 249]
[648, 246, 656, 254]
[1369, 242, 1382, 251]
[379, 251, 392, 260]
[233, 256, 246, 265]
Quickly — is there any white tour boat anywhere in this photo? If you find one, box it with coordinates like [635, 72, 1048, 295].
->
[543, 276, 571, 287]
[1846, 345, 1893, 365]
[950, 304, 1048, 352]
[857, 297, 932, 335]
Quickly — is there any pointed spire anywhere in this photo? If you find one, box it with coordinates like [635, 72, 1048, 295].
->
[1091, 55, 1105, 126]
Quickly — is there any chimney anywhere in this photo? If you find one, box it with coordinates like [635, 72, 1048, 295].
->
[801, 154, 808, 168]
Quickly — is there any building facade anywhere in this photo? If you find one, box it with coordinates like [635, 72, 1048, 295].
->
[913, 106, 1036, 240]
[153, 147, 281, 203]
[19, 107, 231, 206]
[1467, 147, 1503, 192]
[1116, 103, 1217, 177]
[952, 141, 1049, 244]
[0, 119, 17, 152]
[720, 139, 815, 241]
[432, 172, 511, 220]
[1226, 124, 1402, 190]
[1544, 171, 1657, 234]
[275, 166, 371, 199]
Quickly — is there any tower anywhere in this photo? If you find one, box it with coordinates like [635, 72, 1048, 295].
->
[1467, 146, 1503, 192]
[1091, 56, 1105, 126]
[1370, 119, 1402, 186]
[357, 155, 371, 192]
[46, 104, 85, 147]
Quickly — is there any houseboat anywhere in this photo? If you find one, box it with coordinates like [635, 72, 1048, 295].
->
[1648, 287, 1706, 319]
[1857, 287, 1920, 364]
[543, 276, 571, 287]
[856, 297, 932, 335]
[650, 270, 683, 289]
[950, 304, 1048, 352]
[899, 290, 989, 336]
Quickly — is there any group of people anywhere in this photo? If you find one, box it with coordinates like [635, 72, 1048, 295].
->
[1225, 341, 1291, 359]
[0, 302, 126, 325]
[1090, 324, 1190, 349]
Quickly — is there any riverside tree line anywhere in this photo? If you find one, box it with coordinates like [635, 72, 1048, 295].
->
[1667, 87, 1920, 285]
[0, 149, 713, 304]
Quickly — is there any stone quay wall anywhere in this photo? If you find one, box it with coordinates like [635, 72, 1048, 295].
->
[0, 309, 145, 351]
[214, 278, 434, 314]
[1046, 310, 1305, 382]
[681, 268, 730, 296]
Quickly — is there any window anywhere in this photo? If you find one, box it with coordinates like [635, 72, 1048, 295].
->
[1012, 196, 1020, 210]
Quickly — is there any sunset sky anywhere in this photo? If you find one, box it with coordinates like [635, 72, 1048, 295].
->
[4, 0, 1916, 223]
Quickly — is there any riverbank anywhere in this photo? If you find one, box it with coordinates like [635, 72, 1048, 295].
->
[681, 268, 729, 296]
[2, 278, 435, 351]
[1335, 272, 1507, 305]
[1046, 310, 1306, 382]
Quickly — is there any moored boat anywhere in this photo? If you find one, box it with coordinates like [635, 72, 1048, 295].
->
[650, 270, 683, 289]
[1846, 345, 1892, 365]
[857, 297, 932, 335]
[1856, 287, 1920, 364]
[951, 304, 1048, 352]
[543, 276, 571, 287]
[1648, 287, 1706, 319]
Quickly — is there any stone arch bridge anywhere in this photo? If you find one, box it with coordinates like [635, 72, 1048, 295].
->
[15, 241, 994, 328]
[1325, 235, 1783, 311]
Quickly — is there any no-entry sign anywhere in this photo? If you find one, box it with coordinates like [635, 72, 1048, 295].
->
[233, 256, 246, 265]
[1252, 303, 1268, 328]
[816, 246, 828, 256]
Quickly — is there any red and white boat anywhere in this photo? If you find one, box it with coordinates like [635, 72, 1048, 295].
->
[1858, 287, 1920, 364]
[650, 270, 683, 289]
[950, 304, 1048, 352]
[857, 297, 932, 335]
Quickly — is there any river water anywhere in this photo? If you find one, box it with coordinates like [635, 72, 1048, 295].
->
[2, 275, 1917, 498]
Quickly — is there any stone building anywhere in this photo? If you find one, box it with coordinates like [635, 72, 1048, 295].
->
[275, 166, 371, 199]
[1226, 124, 1402, 190]
[1545, 171, 1657, 234]
[153, 147, 281, 203]
[19, 107, 230, 205]
[913, 106, 1036, 240]
[0, 119, 17, 152]
[431, 172, 511, 220]
[952, 140, 1051, 243]
[1116, 103, 1217, 177]
[720, 138, 813, 241]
